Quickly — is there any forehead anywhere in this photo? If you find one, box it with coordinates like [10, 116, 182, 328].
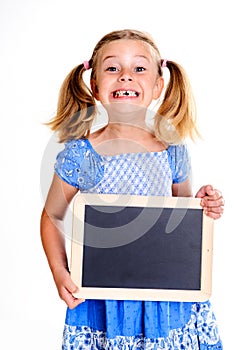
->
[98, 39, 156, 62]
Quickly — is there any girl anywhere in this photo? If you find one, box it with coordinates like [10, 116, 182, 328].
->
[40, 29, 224, 349]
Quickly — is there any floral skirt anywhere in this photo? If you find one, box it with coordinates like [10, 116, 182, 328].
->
[62, 300, 223, 349]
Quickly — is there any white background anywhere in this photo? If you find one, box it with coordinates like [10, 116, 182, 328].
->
[0, 0, 232, 348]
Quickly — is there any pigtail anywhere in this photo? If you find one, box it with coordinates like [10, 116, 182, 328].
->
[47, 63, 96, 142]
[155, 60, 200, 144]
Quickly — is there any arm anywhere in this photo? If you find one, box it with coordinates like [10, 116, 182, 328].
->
[40, 173, 84, 309]
[171, 145, 224, 219]
[172, 178, 193, 197]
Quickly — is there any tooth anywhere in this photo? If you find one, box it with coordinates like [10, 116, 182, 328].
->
[114, 90, 138, 97]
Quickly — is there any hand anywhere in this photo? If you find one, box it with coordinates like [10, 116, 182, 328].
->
[195, 184, 224, 220]
[52, 267, 85, 309]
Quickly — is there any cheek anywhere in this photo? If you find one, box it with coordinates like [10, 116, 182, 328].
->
[143, 80, 158, 99]
[96, 80, 112, 100]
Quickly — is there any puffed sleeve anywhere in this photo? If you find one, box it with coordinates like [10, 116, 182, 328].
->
[167, 144, 191, 184]
[54, 139, 104, 190]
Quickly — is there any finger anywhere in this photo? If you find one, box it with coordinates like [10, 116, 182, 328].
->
[67, 297, 85, 310]
[203, 204, 224, 219]
[195, 184, 214, 198]
[201, 199, 224, 209]
[200, 195, 224, 207]
[203, 184, 214, 196]
[205, 205, 224, 214]
[204, 209, 223, 220]
[60, 286, 85, 309]
[64, 276, 79, 294]
[205, 190, 223, 201]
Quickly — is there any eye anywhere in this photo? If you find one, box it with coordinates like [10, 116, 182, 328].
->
[106, 66, 118, 72]
[135, 66, 146, 72]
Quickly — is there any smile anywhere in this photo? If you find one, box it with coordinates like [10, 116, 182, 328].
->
[113, 90, 139, 98]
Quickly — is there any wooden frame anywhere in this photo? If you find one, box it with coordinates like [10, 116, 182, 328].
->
[70, 193, 214, 302]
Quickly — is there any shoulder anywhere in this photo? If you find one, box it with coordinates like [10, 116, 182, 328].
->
[54, 138, 104, 189]
[167, 143, 189, 157]
[56, 139, 91, 160]
[55, 138, 101, 170]
[54, 139, 96, 188]
[167, 143, 191, 183]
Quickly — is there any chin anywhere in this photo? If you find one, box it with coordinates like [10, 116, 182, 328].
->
[104, 101, 147, 117]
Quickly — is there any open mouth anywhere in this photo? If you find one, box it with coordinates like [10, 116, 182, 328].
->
[113, 90, 139, 98]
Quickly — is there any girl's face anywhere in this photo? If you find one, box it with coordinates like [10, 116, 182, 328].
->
[91, 39, 164, 111]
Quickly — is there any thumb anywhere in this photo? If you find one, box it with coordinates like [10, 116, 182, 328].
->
[195, 184, 214, 198]
[65, 277, 79, 294]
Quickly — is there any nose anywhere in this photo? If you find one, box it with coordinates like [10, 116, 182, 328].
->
[118, 70, 133, 82]
[120, 75, 132, 81]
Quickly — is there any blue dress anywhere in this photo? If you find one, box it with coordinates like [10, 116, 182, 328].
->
[55, 139, 223, 350]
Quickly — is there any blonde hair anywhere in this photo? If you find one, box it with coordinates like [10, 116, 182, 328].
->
[47, 29, 199, 143]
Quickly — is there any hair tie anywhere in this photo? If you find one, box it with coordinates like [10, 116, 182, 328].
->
[83, 60, 90, 70]
[161, 59, 167, 68]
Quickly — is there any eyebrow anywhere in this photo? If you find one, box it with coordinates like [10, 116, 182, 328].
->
[103, 55, 150, 62]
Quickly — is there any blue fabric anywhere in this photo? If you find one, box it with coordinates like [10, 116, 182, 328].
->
[167, 142, 191, 184]
[54, 138, 222, 348]
[64, 300, 194, 339]
[55, 139, 191, 191]
[55, 139, 105, 190]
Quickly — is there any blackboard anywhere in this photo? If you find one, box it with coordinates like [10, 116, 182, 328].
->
[70, 194, 214, 302]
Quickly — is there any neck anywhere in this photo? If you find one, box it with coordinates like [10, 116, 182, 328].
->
[104, 122, 153, 140]
[106, 103, 148, 125]
[107, 106, 152, 136]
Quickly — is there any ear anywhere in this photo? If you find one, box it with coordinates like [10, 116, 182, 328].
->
[153, 77, 164, 100]
[90, 79, 99, 100]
